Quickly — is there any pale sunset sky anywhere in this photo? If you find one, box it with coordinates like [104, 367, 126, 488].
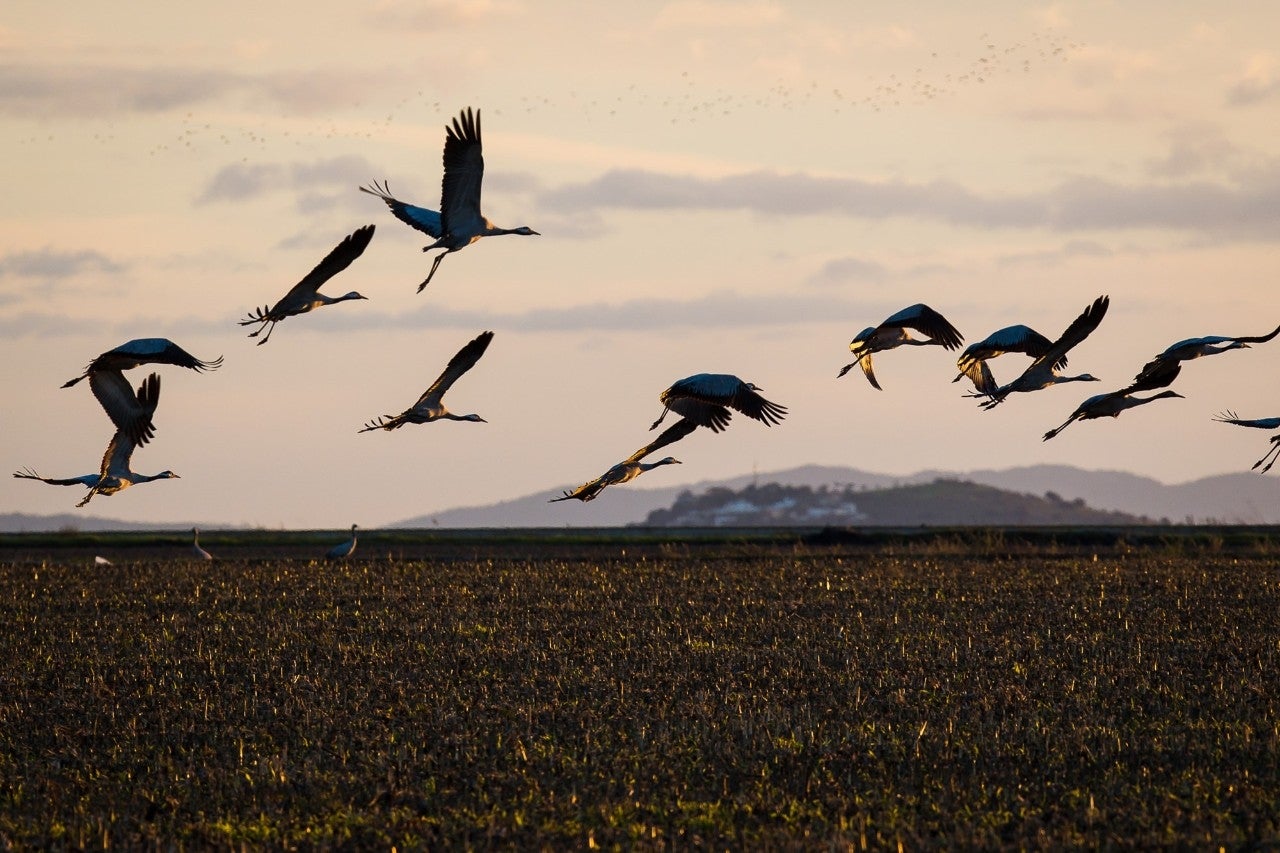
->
[2, 1, 1278, 527]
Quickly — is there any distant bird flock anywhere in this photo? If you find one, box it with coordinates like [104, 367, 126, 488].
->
[13, 106, 1280, 552]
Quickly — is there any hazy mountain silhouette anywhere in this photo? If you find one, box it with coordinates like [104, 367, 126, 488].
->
[392, 464, 1280, 527]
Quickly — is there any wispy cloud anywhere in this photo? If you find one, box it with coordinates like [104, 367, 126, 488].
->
[537, 168, 1280, 237]
[1227, 53, 1280, 106]
[0, 248, 126, 280]
[0, 63, 393, 118]
[806, 256, 889, 287]
[196, 155, 379, 206]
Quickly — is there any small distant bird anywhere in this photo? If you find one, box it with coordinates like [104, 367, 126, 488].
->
[15, 374, 179, 507]
[977, 295, 1109, 410]
[1213, 411, 1280, 473]
[61, 338, 223, 447]
[838, 304, 964, 390]
[94, 555, 112, 566]
[1130, 323, 1280, 390]
[361, 107, 540, 292]
[359, 331, 494, 431]
[240, 225, 375, 345]
[326, 524, 358, 559]
[955, 325, 1062, 396]
[1042, 388, 1184, 441]
[551, 418, 698, 503]
[651, 374, 787, 433]
[191, 527, 213, 560]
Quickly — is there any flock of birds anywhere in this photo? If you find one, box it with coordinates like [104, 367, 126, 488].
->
[14, 106, 1280, 557]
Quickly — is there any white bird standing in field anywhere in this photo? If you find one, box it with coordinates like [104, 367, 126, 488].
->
[977, 295, 1109, 410]
[15, 373, 179, 507]
[239, 225, 375, 345]
[1129, 323, 1280, 391]
[359, 331, 494, 432]
[191, 527, 213, 560]
[1212, 411, 1280, 473]
[1042, 387, 1184, 441]
[650, 374, 787, 433]
[326, 524, 358, 559]
[361, 107, 539, 292]
[954, 325, 1062, 396]
[551, 418, 699, 503]
[838, 304, 964, 390]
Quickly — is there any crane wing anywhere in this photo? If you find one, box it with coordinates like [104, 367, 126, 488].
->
[440, 107, 485, 235]
[277, 225, 375, 303]
[89, 370, 158, 448]
[882, 304, 964, 350]
[1212, 411, 1280, 430]
[360, 181, 443, 238]
[625, 417, 698, 464]
[418, 330, 495, 405]
[1037, 295, 1109, 367]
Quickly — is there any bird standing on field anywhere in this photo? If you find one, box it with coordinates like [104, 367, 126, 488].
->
[15, 373, 179, 507]
[1213, 411, 1280, 473]
[838, 304, 964, 390]
[326, 524, 359, 559]
[551, 418, 699, 503]
[191, 527, 213, 560]
[976, 295, 1109, 410]
[651, 374, 787, 433]
[361, 107, 539, 292]
[359, 331, 494, 431]
[239, 225, 375, 345]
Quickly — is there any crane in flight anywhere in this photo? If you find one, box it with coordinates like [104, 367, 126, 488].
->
[361, 107, 539, 292]
[1042, 386, 1184, 441]
[651, 373, 787, 433]
[954, 324, 1062, 396]
[360, 331, 495, 431]
[239, 225, 374, 345]
[61, 338, 221, 448]
[975, 295, 1109, 410]
[1129, 323, 1280, 390]
[1213, 411, 1280, 473]
[551, 418, 698, 503]
[838, 304, 964, 390]
[15, 373, 179, 507]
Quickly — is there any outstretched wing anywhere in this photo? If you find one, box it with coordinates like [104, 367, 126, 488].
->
[1213, 411, 1280, 430]
[360, 181, 443, 238]
[418, 330, 495, 406]
[625, 417, 698, 464]
[440, 107, 485, 236]
[1230, 323, 1280, 345]
[89, 370, 158, 448]
[277, 225, 375, 304]
[1035, 295, 1109, 368]
[882, 304, 964, 351]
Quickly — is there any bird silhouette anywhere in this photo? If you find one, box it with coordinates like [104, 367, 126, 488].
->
[360, 331, 494, 431]
[976, 296, 1109, 409]
[361, 107, 539, 292]
[651, 374, 787, 432]
[240, 225, 374, 345]
[839, 304, 964, 390]
[552, 418, 698, 503]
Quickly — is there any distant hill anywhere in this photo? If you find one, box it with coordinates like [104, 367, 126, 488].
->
[394, 464, 1280, 527]
[642, 480, 1152, 527]
[0, 513, 212, 534]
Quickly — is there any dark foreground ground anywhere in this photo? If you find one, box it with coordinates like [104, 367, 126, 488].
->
[1, 528, 1279, 848]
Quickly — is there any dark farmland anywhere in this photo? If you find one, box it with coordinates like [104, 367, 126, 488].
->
[1, 529, 1279, 848]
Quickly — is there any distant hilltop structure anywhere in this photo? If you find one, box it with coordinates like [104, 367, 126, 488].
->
[640, 479, 1156, 527]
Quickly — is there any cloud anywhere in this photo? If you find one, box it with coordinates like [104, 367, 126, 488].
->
[1227, 53, 1280, 106]
[806, 256, 889, 287]
[654, 1, 786, 29]
[996, 240, 1114, 268]
[0, 63, 392, 118]
[0, 248, 126, 280]
[537, 168, 1280, 237]
[196, 154, 379, 206]
[369, 0, 520, 29]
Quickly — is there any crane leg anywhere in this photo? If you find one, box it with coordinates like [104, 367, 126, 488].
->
[418, 251, 448, 293]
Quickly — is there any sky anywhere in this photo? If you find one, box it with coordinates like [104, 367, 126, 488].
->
[2, 1, 1279, 529]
